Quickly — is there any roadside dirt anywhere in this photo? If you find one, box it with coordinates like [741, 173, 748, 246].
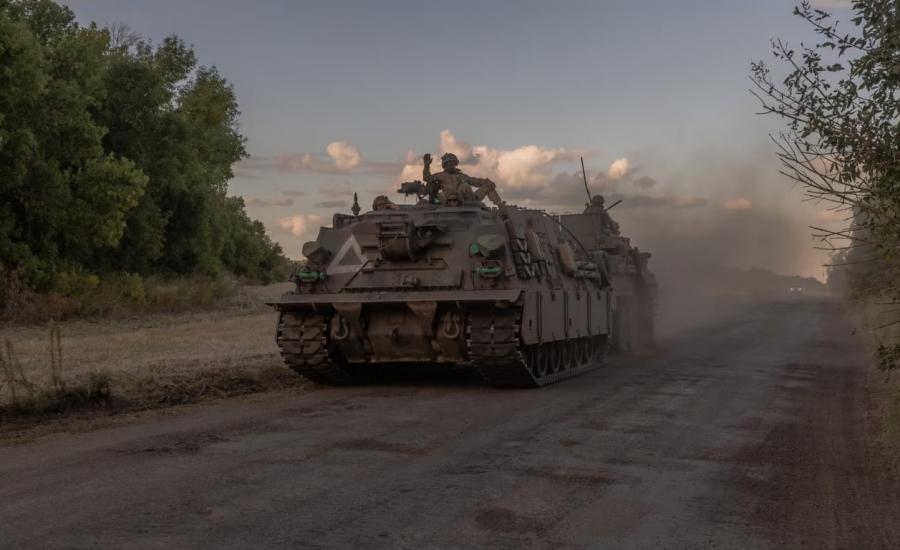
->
[1, 297, 898, 548]
[0, 283, 301, 434]
[1, 283, 291, 382]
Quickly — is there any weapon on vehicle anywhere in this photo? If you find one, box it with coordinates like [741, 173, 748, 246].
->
[397, 180, 438, 203]
[605, 199, 622, 211]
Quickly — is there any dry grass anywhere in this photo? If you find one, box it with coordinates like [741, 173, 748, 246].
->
[0, 283, 303, 429]
[848, 300, 900, 470]
[2, 274, 282, 324]
[1, 327, 114, 417]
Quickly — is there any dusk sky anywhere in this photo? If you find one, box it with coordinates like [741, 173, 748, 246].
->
[66, 0, 854, 280]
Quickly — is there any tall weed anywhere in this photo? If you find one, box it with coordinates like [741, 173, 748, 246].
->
[0, 326, 112, 416]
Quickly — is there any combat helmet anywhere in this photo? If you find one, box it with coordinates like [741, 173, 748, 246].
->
[441, 152, 459, 166]
[372, 195, 396, 211]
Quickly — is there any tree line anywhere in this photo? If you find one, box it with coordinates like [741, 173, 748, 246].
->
[0, 0, 288, 305]
[751, 0, 899, 368]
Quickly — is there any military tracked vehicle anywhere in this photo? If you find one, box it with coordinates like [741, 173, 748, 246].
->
[270, 187, 613, 388]
[560, 197, 656, 352]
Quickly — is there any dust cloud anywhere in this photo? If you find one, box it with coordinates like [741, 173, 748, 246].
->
[595, 147, 830, 338]
[480, 138, 829, 336]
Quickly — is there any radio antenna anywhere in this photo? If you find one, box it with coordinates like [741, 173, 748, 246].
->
[580, 157, 592, 203]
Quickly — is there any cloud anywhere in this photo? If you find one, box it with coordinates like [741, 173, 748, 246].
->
[724, 197, 753, 210]
[314, 200, 348, 208]
[607, 158, 630, 180]
[277, 214, 322, 237]
[499, 170, 610, 205]
[326, 141, 361, 170]
[439, 129, 475, 163]
[403, 149, 419, 164]
[497, 169, 705, 213]
[318, 179, 354, 198]
[244, 197, 294, 207]
[473, 144, 579, 187]
[633, 176, 656, 189]
[237, 139, 401, 176]
[398, 163, 425, 184]
[396, 130, 592, 189]
[619, 195, 708, 209]
[274, 153, 322, 173]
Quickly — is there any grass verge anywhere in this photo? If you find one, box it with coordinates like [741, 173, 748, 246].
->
[849, 300, 900, 472]
[0, 316, 304, 437]
[0, 362, 304, 437]
[1, 273, 277, 325]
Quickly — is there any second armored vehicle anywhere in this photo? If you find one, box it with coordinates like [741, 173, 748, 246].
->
[560, 195, 657, 352]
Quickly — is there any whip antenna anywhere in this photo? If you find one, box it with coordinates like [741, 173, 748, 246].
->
[580, 157, 592, 203]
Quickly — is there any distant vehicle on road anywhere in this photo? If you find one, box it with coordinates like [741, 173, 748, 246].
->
[789, 286, 804, 294]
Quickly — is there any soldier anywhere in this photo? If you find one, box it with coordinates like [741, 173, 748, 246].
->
[423, 153, 503, 206]
[584, 194, 620, 235]
[372, 195, 399, 211]
[585, 194, 605, 213]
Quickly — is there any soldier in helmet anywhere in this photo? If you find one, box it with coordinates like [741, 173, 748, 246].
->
[444, 192, 462, 207]
[584, 194, 620, 235]
[585, 194, 605, 213]
[423, 152, 504, 206]
[372, 195, 399, 211]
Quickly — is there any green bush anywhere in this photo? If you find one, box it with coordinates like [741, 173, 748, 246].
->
[53, 272, 100, 297]
[118, 273, 146, 305]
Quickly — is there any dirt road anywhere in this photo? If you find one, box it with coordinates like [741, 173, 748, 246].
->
[1, 297, 898, 549]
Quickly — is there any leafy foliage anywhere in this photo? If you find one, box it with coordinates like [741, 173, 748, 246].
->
[750, 1, 900, 307]
[0, 0, 288, 307]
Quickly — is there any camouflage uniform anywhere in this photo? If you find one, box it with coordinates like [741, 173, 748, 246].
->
[423, 153, 503, 206]
[372, 195, 398, 211]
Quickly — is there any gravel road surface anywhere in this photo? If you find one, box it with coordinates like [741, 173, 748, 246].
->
[2, 297, 898, 549]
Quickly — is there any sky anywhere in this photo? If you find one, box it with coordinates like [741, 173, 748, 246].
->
[65, 0, 855, 280]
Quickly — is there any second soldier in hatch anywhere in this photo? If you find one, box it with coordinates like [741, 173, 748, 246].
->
[423, 152, 504, 206]
[584, 194, 620, 235]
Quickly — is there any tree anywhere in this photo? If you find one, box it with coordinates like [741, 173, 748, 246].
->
[751, 0, 900, 366]
[0, 11, 47, 277]
[0, 1, 148, 288]
[0, 0, 289, 301]
[96, 44, 252, 276]
[751, 1, 900, 301]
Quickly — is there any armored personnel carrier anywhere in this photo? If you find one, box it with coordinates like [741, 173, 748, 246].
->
[559, 197, 656, 352]
[270, 187, 613, 388]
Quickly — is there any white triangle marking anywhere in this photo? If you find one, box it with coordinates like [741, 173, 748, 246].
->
[327, 235, 366, 275]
